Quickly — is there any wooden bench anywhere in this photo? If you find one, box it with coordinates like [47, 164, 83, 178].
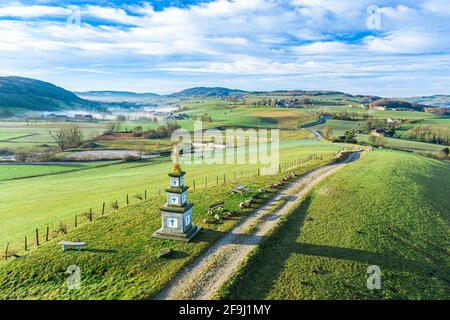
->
[59, 241, 87, 251]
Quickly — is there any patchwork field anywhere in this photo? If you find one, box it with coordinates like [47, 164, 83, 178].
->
[219, 150, 450, 299]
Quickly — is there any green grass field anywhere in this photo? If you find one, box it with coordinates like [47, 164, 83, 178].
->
[356, 134, 446, 153]
[0, 139, 345, 248]
[311, 119, 447, 153]
[313, 120, 364, 137]
[0, 156, 338, 299]
[0, 121, 107, 152]
[219, 150, 450, 299]
[0, 162, 115, 181]
[183, 100, 316, 129]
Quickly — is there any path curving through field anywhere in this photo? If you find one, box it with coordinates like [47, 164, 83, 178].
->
[153, 152, 361, 300]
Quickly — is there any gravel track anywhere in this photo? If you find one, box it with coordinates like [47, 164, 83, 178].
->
[154, 152, 361, 300]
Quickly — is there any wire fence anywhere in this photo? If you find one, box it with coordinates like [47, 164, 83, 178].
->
[2, 151, 340, 260]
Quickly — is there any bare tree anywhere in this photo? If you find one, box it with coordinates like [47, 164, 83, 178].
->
[15, 149, 29, 162]
[49, 125, 83, 151]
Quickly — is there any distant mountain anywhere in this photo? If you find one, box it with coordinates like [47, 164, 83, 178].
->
[406, 95, 450, 108]
[0, 76, 100, 112]
[76, 91, 159, 102]
[168, 87, 247, 98]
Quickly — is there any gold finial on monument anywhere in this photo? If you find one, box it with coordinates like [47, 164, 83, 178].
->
[171, 143, 182, 174]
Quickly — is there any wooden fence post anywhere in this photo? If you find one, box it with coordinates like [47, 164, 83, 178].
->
[126, 194, 129, 205]
[75, 214, 78, 227]
[35, 229, 39, 246]
[102, 202, 105, 215]
[89, 208, 93, 221]
[46, 226, 49, 242]
[205, 177, 207, 187]
[193, 180, 196, 190]
[4, 243, 9, 260]
[24, 237, 28, 251]
[145, 190, 147, 199]
[216, 176, 219, 186]
[223, 173, 226, 184]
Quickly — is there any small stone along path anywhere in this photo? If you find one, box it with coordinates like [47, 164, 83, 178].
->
[153, 152, 361, 300]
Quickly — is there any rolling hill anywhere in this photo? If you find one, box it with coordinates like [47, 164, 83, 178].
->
[0, 76, 100, 113]
[369, 98, 429, 111]
[406, 95, 450, 108]
[168, 87, 247, 98]
[75, 91, 160, 102]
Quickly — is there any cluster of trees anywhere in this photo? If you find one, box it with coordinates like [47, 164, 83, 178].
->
[409, 125, 450, 145]
[49, 125, 83, 150]
[192, 113, 213, 122]
[322, 126, 333, 140]
[332, 112, 371, 121]
[364, 118, 401, 135]
[437, 147, 450, 159]
[333, 130, 357, 144]
[142, 122, 180, 139]
[424, 107, 448, 115]
[368, 135, 386, 147]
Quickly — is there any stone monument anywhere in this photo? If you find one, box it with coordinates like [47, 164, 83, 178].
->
[152, 144, 201, 241]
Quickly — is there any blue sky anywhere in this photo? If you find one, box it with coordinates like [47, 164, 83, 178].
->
[1, 0, 450, 97]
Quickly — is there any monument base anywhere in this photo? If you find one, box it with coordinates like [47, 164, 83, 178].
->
[152, 224, 201, 242]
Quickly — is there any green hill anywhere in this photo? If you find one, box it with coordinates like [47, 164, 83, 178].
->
[75, 91, 159, 102]
[369, 98, 428, 111]
[406, 95, 450, 108]
[168, 87, 247, 98]
[0, 76, 100, 113]
[219, 150, 450, 299]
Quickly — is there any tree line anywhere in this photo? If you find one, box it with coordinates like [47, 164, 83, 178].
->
[409, 125, 450, 145]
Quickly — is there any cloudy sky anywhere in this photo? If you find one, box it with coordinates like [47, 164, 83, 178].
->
[0, 0, 450, 96]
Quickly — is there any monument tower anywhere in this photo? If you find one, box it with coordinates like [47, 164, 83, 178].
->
[152, 144, 201, 241]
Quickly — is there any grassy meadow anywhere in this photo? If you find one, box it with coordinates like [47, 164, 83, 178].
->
[0, 121, 107, 152]
[0, 162, 115, 181]
[219, 150, 450, 299]
[0, 139, 345, 248]
[0, 155, 339, 299]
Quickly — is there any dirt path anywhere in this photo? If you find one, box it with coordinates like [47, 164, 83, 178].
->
[153, 152, 361, 300]
[309, 128, 324, 141]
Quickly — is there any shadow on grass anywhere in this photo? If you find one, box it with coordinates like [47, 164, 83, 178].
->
[80, 248, 118, 254]
[225, 196, 450, 299]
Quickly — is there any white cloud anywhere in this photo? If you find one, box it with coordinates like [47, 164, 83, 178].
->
[0, 4, 70, 18]
[363, 30, 450, 54]
[423, 0, 450, 15]
[292, 41, 352, 54]
[0, 0, 449, 96]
